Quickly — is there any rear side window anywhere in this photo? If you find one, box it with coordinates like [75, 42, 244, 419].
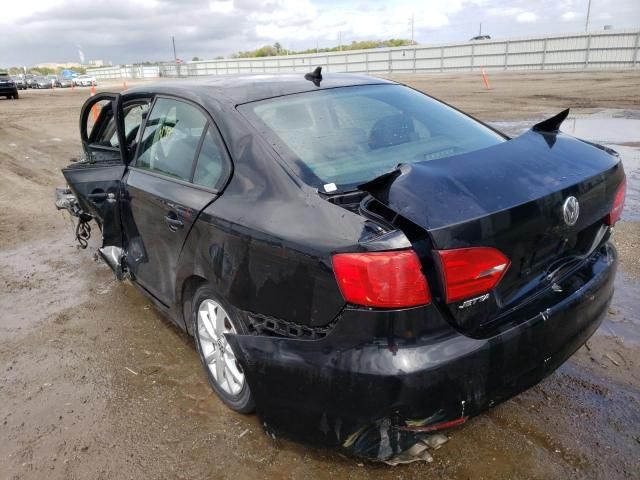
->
[136, 98, 207, 181]
[240, 84, 505, 191]
[192, 126, 225, 188]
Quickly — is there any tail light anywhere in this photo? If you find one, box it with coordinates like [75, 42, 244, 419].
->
[435, 247, 510, 303]
[604, 176, 626, 226]
[332, 250, 431, 308]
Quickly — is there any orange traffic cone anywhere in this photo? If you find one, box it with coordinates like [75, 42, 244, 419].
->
[481, 68, 490, 90]
[123, 80, 128, 91]
[91, 81, 98, 122]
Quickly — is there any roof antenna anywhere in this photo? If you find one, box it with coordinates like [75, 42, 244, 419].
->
[304, 66, 322, 87]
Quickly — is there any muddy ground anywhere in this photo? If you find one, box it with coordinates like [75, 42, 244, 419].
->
[1, 70, 639, 479]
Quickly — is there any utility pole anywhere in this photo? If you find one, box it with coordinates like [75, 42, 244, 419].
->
[172, 36, 177, 62]
[479, 22, 482, 36]
[585, 0, 592, 32]
[339, 32, 342, 51]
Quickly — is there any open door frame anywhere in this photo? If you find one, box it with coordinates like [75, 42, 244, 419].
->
[79, 92, 128, 164]
[63, 93, 128, 249]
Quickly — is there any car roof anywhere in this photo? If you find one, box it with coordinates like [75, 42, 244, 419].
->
[127, 73, 396, 105]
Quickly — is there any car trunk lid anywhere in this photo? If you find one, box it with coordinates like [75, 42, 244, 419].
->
[360, 126, 624, 336]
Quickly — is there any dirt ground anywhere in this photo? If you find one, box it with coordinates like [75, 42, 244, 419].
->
[1, 70, 639, 480]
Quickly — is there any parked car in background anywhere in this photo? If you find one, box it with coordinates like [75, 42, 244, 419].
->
[56, 71, 625, 462]
[11, 76, 26, 90]
[74, 75, 97, 86]
[31, 76, 53, 89]
[470, 35, 491, 41]
[57, 77, 74, 88]
[0, 72, 19, 99]
[24, 74, 36, 88]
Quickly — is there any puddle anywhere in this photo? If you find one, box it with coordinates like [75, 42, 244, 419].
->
[599, 270, 640, 345]
[0, 235, 111, 333]
[490, 109, 640, 221]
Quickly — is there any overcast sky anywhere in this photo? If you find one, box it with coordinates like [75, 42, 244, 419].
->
[1, 0, 638, 67]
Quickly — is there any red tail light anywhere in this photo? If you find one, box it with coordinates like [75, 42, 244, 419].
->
[604, 176, 626, 226]
[436, 247, 510, 303]
[332, 250, 431, 308]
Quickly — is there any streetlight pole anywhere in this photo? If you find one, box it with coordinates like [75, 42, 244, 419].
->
[410, 14, 415, 44]
[585, 0, 592, 32]
[172, 36, 177, 62]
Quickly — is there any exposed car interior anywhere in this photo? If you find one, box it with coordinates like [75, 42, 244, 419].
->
[246, 84, 505, 189]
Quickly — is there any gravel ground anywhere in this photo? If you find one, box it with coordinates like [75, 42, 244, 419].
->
[0, 71, 639, 480]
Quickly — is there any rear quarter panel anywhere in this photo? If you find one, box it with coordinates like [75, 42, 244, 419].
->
[173, 102, 369, 329]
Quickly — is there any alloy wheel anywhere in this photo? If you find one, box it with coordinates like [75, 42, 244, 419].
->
[196, 299, 245, 396]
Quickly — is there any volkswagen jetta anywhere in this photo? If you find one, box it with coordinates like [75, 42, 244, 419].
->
[55, 70, 625, 461]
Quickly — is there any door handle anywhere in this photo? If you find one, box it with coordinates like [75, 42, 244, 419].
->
[164, 213, 184, 231]
[88, 192, 107, 201]
[88, 192, 116, 203]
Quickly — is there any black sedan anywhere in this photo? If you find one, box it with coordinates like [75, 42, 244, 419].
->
[56, 70, 625, 462]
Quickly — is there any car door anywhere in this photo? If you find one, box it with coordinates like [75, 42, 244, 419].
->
[62, 93, 128, 247]
[123, 96, 230, 306]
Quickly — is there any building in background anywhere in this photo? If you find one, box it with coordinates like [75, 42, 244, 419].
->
[87, 59, 111, 67]
[34, 62, 82, 69]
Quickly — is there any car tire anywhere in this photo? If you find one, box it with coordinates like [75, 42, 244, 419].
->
[191, 284, 255, 413]
[13, 93, 18, 99]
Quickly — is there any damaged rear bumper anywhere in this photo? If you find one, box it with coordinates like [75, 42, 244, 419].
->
[227, 243, 616, 461]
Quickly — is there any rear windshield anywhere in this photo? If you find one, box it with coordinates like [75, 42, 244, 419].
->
[239, 84, 505, 191]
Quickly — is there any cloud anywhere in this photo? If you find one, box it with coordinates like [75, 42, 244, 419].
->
[516, 12, 538, 23]
[561, 11, 579, 21]
[209, 0, 234, 14]
[486, 7, 524, 17]
[0, 0, 638, 67]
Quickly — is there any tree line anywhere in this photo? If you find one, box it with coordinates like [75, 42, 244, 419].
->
[189, 39, 415, 61]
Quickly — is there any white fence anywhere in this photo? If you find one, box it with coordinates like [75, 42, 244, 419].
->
[89, 29, 640, 80]
[90, 64, 159, 80]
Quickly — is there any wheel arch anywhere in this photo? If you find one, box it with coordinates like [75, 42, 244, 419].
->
[179, 274, 209, 336]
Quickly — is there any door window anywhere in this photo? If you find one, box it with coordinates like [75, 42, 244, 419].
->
[135, 98, 207, 181]
[96, 102, 149, 148]
[192, 126, 226, 189]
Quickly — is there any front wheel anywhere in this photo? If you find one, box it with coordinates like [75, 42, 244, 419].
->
[191, 284, 255, 413]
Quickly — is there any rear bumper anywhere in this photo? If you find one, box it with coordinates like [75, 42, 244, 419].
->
[226, 243, 616, 460]
[0, 86, 17, 95]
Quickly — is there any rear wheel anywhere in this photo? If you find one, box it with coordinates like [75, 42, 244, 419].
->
[191, 284, 255, 413]
[13, 92, 19, 100]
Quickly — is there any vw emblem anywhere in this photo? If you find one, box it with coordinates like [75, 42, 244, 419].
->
[562, 196, 580, 226]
